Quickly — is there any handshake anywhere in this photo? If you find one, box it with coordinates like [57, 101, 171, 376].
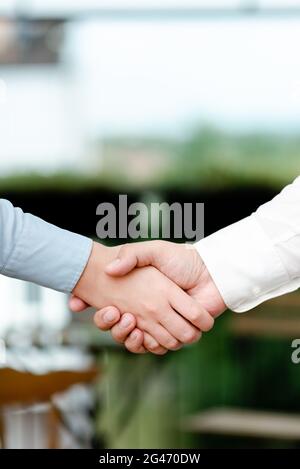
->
[70, 241, 226, 355]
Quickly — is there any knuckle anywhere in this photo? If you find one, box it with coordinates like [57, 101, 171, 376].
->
[93, 313, 108, 331]
[126, 330, 140, 345]
[189, 306, 202, 323]
[119, 243, 132, 258]
[126, 344, 142, 354]
[166, 338, 180, 351]
[93, 314, 102, 328]
[148, 342, 160, 353]
[119, 243, 129, 253]
[136, 317, 147, 330]
[111, 328, 126, 344]
[156, 240, 168, 251]
[182, 328, 200, 344]
[144, 338, 162, 354]
[153, 347, 168, 356]
[145, 304, 159, 317]
[147, 307, 157, 317]
[202, 314, 215, 332]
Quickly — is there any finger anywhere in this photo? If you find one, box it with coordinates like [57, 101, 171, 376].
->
[111, 313, 137, 343]
[171, 289, 215, 332]
[105, 242, 157, 277]
[159, 307, 202, 344]
[144, 322, 182, 351]
[69, 295, 90, 312]
[143, 332, 168, 355]
[124, 329, 147, 354]
[93, 306, 122, 331]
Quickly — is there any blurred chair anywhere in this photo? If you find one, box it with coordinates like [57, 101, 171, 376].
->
[0, 366, 98, 448]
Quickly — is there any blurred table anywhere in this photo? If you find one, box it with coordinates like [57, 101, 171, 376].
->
[0, 346, 99, 448]
[0, 367, 98, 405]
[184, 293, 300, 445]
[230, 292, 300, 338]
[183, 408, 300, 441]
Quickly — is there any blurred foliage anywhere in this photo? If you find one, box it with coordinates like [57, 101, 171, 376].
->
[93, 315, 231, 449]
[2, 126, 300, 448]
[0, 171, 123, 193]
[94, 309, 300, 449]
[1, 127, 300, 192]
[165, 126, 300, 190]
[95, 352, 179, 448]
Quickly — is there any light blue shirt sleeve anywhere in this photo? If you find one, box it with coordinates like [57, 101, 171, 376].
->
[0, 199, 93, 293]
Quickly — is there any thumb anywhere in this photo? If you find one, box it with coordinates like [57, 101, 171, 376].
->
[105, 242, 157, 277]
[69, 295, 90, 312]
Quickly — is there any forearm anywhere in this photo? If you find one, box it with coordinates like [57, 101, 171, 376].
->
[196, 176, 300, 312]
[72, 242, 119, 309]
[0, 199, 92, 293]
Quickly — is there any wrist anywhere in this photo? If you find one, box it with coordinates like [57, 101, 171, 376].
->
[72, 242, 116, 308]
[199, 264, 227, 318]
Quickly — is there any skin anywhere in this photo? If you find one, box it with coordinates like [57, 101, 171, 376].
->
[72, 242, 214, 352]
[70, 241, 226, 355]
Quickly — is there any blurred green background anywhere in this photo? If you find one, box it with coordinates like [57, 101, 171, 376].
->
[1, 0, 300, 449]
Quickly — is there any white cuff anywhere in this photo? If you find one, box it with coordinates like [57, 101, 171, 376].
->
[195, 215, 300, 312]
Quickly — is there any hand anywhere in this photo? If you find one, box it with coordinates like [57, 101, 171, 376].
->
[70, 241, 226, 354]
[69, 296, 147, 353]
[105, 241, 226, 353]
[105, 241, 226, 316]
[71, 242, 214, 352]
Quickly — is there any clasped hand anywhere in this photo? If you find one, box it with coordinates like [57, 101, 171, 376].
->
[70, 241, 226, 355]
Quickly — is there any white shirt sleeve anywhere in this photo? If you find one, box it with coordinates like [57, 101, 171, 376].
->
[195, 176, 300, 312]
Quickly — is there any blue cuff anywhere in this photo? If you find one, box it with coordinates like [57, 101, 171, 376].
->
[2, 212, 93, 293]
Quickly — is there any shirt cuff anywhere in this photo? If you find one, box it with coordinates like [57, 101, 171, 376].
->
[195, 214, 299, 312]
[2, 213, 93, 293]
